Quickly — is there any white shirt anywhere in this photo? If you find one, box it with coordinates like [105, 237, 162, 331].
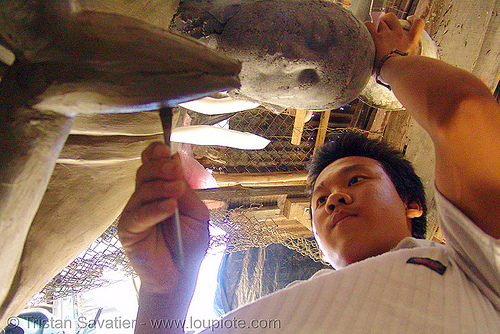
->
[200, 190, 500, 333]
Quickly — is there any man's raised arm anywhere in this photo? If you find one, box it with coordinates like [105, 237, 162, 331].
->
[366, 14, 500, 238]
[118, 142, 210, 333]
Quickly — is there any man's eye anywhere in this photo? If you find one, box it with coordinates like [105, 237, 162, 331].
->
[317, 196, 328, 205]
[348, 176, 364, 186]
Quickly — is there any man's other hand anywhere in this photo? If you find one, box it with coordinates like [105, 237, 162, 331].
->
[365, 13, 425, 69]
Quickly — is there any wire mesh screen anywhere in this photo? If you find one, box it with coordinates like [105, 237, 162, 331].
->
[30, 225, 136, 305]
[32, 205, 326, 304]
[209, 207, 325, 264]
[189, 104, 358, 174]
[335, 0, 418, 18]
[189, 108, 316, 173]
[386, 0, 418, 18]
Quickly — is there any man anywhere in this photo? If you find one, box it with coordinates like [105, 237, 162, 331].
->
[118, 13, 500, 333]
[307, 129, 427, 269]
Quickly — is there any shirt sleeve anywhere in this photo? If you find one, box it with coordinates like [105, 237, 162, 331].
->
[435, 189, 500, 308]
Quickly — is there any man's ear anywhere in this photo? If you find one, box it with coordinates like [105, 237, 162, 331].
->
[406, 200, 423, 219]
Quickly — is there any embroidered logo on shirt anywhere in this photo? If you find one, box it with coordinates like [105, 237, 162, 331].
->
[406, 257, 447, 275]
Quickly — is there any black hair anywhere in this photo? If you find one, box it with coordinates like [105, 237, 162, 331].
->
[307, 129, 427, 239]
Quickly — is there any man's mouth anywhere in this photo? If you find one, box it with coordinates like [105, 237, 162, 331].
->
[332, 210, 357, 227]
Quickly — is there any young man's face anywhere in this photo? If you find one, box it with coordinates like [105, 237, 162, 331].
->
[311, 156, 422, 269]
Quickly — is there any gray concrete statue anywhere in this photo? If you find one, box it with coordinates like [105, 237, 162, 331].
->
[174, 0, 375, 111]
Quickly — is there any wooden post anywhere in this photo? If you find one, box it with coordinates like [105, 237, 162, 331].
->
[291, 109, 308, 145]
[313, 109, 331, 154]
[368, 108, 388, 140]
[213, 171, 308, 187]
[196, 184, 307, 199]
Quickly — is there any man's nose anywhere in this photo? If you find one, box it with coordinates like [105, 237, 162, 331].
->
[325, 191, 352, 214]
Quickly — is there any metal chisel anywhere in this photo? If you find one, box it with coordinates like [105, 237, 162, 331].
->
[158, 106, 184, 269]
